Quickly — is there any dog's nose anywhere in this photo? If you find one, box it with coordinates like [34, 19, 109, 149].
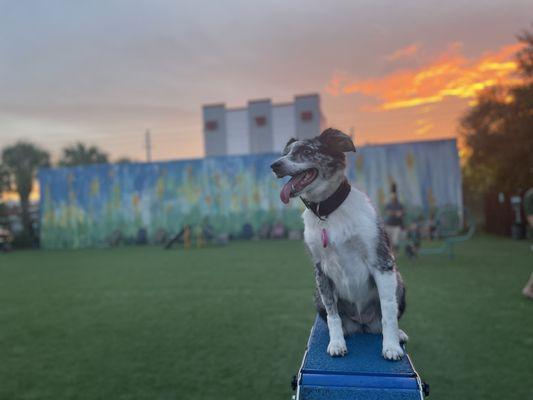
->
[270, 161, 282, 174]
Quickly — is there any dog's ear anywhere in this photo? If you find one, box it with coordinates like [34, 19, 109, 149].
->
[285, 138, 297, 148]
[283, 138, 297, 153]
[318, 128, 356, 153]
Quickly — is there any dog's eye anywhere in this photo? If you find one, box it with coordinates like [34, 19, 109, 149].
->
[303, 149, 313, 156]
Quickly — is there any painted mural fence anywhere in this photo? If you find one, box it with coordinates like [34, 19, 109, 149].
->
[39, 139, 462, 249]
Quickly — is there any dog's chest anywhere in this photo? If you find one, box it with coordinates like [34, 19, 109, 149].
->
[302, 189, 379, 303]
[305, 223, 375, 303]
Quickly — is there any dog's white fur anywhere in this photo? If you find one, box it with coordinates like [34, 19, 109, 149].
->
[303, 186, 404, 360]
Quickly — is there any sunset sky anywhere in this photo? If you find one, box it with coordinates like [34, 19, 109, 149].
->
[0, 0, 531, 162]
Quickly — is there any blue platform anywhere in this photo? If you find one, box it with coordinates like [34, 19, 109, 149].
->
[295, 316, 426, 400]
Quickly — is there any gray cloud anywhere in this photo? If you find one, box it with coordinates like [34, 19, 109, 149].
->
[0, 0, 530, 159]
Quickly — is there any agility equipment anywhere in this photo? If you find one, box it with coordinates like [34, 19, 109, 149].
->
[419, 207, 475, 259]
[292, 316, 428, 400]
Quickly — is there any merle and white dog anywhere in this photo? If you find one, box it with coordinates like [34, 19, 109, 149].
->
[271, 128, 407, 360]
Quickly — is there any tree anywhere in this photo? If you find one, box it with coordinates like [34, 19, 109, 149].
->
[516, 29, 533, 78]
[115, 157, 134, 164]
[0, 164, 11, 222]
[2, 142, 50, 236]
[460, 30, 533, 203]
[58, 142, 109, 167]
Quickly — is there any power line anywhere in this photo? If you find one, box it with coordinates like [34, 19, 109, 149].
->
[144, 130, 152, 162]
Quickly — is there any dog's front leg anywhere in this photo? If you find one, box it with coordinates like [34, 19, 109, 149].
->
[373, 270, 404, 360]
[315, 263, 347, 356]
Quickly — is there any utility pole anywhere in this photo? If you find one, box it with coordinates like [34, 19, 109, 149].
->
[145, 130, 152, 162]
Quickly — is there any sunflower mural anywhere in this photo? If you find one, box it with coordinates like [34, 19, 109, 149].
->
[402, 150, 423, 207]
[38, 139, 462, 249]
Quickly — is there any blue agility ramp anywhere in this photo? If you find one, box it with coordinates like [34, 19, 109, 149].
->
[293, 316, 428, 399]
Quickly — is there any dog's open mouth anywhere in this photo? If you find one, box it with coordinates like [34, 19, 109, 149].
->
[280, 168, 318, 204]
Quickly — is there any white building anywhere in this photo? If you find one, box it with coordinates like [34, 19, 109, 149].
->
[203, 94, 325, 156]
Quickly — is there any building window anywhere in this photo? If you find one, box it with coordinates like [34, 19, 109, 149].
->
[205, 120, 218, 131]
[255, 116, 267, 127]
[301, 111, 313, 122]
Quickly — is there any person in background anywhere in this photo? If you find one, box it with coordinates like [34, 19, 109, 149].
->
[405, 221, 422, 260]
[522, 188, 533, 299]
[523, 273, 533, 299]
[525, 187, 533, 251]
[384, 183, 405, 253]
[427, 210, 438, 241]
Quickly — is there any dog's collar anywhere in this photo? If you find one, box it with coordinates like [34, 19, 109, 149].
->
[300, 179, 351, 220]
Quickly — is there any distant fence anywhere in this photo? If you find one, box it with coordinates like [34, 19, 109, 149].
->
[38, 139, 462, 249]
[484, 190, 528, 237]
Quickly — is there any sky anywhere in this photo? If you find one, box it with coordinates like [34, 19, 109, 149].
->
[0, 0, 531, 162]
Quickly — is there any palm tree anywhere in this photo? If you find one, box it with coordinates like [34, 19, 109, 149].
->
[58, 142, 109, 167]
[2, 142, 50, 236]
[0, 164, 10, 197]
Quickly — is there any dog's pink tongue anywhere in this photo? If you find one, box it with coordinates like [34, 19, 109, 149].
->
[280, 179, 293, 204]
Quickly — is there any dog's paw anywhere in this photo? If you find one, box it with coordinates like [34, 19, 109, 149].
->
[327, 339, 348, 357]
[398, 329, 409, 343]
[382, 342, 404, 361]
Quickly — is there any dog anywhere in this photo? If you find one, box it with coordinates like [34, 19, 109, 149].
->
[270, 128, 407, 360]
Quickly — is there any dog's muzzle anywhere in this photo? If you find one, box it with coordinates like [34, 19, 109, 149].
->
[270, 161, 285, 177]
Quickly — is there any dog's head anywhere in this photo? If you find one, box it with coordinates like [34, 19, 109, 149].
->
[270, 128, 356, 204]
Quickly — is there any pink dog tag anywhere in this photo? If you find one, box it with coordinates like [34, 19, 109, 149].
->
[321, 228, 329, 248]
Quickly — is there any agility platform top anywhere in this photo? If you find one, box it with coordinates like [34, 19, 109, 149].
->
[294, 316, 427, 400]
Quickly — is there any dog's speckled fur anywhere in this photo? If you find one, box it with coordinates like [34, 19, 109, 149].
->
[271, 128, 407, 360]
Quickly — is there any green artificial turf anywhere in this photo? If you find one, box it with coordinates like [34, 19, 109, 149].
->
[0, 235, 532, 400]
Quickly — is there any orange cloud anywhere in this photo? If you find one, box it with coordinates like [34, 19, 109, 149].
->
[386, 43, 420, 62]
[326, 42, 524, 111]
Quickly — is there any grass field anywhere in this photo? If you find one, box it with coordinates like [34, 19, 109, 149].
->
[1, 235, 532, 400]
